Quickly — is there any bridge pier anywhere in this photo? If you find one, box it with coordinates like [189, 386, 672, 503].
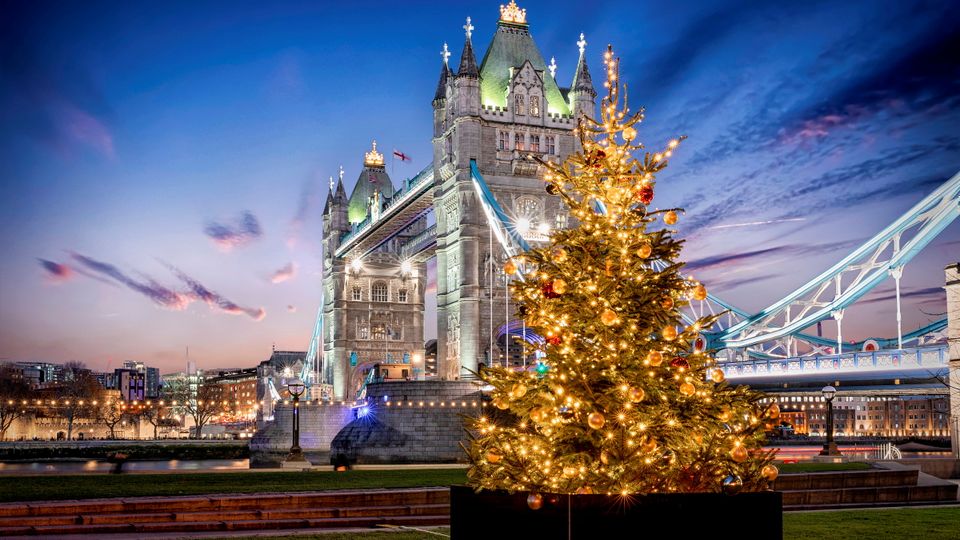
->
[946, 263, 960, 458]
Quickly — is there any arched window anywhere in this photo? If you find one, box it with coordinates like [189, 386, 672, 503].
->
[398, 288, 408, 302]
[530, 95, 540, 117]
[514, 133, 525, 151]
[358, 323, 369, 340]
[372, 281, 388, 302]
[352, 285, 363, 301]
[555, 212, 568, 230]
[515, 93, 525, 115]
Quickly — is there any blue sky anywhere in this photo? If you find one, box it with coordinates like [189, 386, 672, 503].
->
[1, 0, 958, 373]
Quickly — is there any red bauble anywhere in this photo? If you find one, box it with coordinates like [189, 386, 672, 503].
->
[547, 335, 562, 346]
[670, 357, 690, 369]
[542, 281, 561, 299]
[637, 186, 654, 205]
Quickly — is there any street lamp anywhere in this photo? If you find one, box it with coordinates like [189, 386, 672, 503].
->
[819, 385, 841, 456]
[285, 380, 308, 465]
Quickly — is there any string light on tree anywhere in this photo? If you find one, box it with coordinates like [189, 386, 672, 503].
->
[465, 43, 775, 497]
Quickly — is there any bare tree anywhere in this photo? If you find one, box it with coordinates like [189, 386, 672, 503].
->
[0, 365, 31, 440]
[96, 399, 128, 439]
[171, 382, 222, 439]
[57, 362, 102, 440]
[140, 400, 173, 439]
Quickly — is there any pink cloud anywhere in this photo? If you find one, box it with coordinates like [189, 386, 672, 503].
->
[287, 304, 297, 313]
[38, 259, 74, 283]
[56, 103, 115, 158]
[270, 262, 297, 283]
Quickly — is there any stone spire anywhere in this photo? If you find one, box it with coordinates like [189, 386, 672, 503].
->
[571, 32, 595, 96]
[434, 43, 454, 103]
[457, 17, 480, 79]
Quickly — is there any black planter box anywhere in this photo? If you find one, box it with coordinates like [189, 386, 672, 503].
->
[450, 485, 782, 539]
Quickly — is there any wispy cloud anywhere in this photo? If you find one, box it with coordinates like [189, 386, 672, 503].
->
[204, 211, 262, 251]
[37, 259, 73, 283]
[71, 253, 193, 310]
[166, 265, 266, 320]
[270, 262, 297, 283]
[287, 304, 297, 313]
[859, 286, 945, 306]
[707, 218, 806, 230]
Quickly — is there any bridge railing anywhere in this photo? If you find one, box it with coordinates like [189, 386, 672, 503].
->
[338, 165, 434, 248]
[399, 224, 437, 260]
[721, 345, 948, 379]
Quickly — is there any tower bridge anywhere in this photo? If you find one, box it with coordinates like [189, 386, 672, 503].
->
[303, 2, 959, 408]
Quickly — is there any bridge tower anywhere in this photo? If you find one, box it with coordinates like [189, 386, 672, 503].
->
[322, 146, 427, 400]
[946, 262, 960, 458]
[433, 2, 595, 379]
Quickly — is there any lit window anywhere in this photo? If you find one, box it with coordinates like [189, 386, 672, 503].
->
[515, 94, 525, 115]
[530, 135, 540, 152]
[555, 212, 568, 229]
[514, 133, 525, 151]
[530, 95, 540, 117]
[352, 285, 363, 301]
[546, 135, 556, 155]
[498, 131, 508, 151]
[398, 288, 408, 302]
[372, 282, 388, 302]
[358, 324, 369, 340]
[372, 324, 386, 340]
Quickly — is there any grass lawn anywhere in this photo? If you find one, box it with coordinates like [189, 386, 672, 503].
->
[778, 461, 872, 473]
[783, 507, 960, 539]
[0, 463, 874, 503]
[0, 469, 468, 503]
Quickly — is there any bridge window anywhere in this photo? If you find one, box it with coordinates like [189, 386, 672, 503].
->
[372, 323, 386, 340]
[398, 288, 408, 302]
[529, 134, 540, 152]
[546, 135, 556, 155]
[515, 94, 525, 115]
[372, 282, 388, 302]
[358, 323, 369, 340]
[514, 133, 525, 151]
[498, 131, 508, 151]
[530, 95, 540, 117]
[352, 285, 363, 301]
[555, 212, 568, 230]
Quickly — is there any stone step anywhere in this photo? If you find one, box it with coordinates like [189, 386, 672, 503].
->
[781, 484, 958, 509]
[0, 513, 450, 536]
[773, 469, 918, 491]
[0, 488, 449, 518]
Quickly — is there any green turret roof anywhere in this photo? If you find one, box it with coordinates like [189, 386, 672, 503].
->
[478, 20, 570, 115]
[347, 142, 395, 224]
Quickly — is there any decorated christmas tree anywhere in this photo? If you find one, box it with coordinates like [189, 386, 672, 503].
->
[466, 45, 778, 497]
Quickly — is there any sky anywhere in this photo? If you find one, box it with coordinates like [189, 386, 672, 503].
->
[1, 0, 958, 374]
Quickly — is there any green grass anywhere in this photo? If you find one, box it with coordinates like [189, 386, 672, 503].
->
[778, 461, 872, 473]
[0, 469, 468, 503]
[783, 507, 960, 539]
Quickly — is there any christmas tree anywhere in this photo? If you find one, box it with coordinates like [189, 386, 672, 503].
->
[466, 45, 778, 497]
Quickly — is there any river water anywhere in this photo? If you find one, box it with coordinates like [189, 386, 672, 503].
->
[0, 458, 250, 474]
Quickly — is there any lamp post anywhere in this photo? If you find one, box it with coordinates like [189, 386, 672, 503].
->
[819, 385, 841, 456]
[285, 380, 307, 465]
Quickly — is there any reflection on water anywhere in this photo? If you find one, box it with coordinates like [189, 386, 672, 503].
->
[0, 459, 250, 474]
[769, 445, 951, 462]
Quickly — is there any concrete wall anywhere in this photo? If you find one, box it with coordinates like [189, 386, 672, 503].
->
[330, 380, 481, 464]
[249, 403, 354, 467]
[946, 263, 959, 458]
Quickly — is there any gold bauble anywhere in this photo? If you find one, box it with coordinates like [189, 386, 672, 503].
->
[587, 412, 606, 430]
[679, 382, 696, 396]
[503, 260, 517, 275]
[600, 309, 618, 326]
[622, 126, 637, 142]
[628, 387, 645, 403]
[552, 247, 568, 262]
[636, 243, 652, 258]
[575, 486, 594, 495]
[512, 383, 527, 399]
[563, 466, 578, 477]
[527, 493, 543, 510]
[663, 210, 679, 225]
[661, 296, 674, 310]
[662, 326, 678, 340]
[640, 437, 658, 454]
[529, 407, 544, 423]
[719, 408, 732, 422]
[600, 451, 610, 465]
[692, 284, 708, 301]
[767, 403, 781, 419]
[762, 464, 779, 482]
[486, 449, 502, 463]
[711, 369, 725, 383]
[730, 445, 748, 463]
[647, 350, 664, 366]
[493, 398, 509, 410]
[552, 278, 567, 295]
